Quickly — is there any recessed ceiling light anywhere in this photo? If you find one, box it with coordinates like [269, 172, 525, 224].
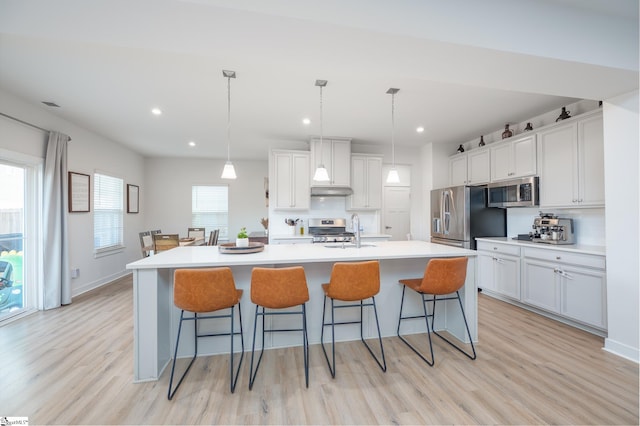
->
[151, 108, 162, 116]
[302, 118, 311, 125]
[188, 141, 196, 147]
[416, 126, 425, 133]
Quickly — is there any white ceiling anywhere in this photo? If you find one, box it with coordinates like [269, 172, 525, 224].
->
[0, 0, 637, 160]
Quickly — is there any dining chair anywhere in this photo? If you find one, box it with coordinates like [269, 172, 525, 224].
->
[396, 257, 476, 366]
[153, 234, 179, 253]
[139, 231, 153, 257]
[208, 229, 220, 246]
[188, 227, 206, 240]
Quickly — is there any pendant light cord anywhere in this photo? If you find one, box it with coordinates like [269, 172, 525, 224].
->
[226, 76, 231, 162]
[391, 91, 395, 167]
[319, 85, 324, 162]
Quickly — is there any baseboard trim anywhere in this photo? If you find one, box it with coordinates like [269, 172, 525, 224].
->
[72, 270, 131, 298]
[603, 338, 640, 363]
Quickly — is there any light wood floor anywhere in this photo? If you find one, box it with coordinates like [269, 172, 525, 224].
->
[1, 275, 637, 425]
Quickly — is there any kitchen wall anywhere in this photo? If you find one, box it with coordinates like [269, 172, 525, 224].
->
[144, 158, 269, 240]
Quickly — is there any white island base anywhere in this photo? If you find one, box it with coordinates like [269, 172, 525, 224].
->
[127, 241, 478, 382]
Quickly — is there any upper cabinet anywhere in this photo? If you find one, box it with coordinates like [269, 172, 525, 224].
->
[348, 154, 382, 210]
[449, 148, 490, 186]
[310, 137, 351, 186]
[538, 111, 604, 208]
[490, 134, 537, 181]
[272, 150, 310, 210]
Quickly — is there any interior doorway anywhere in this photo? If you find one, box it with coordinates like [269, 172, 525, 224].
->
[383, 186, 411, 240]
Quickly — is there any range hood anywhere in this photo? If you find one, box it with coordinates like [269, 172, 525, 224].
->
[310, 186, 353, 197]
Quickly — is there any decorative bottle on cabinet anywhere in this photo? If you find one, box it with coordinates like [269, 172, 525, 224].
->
[502, 124, 513, 139]
[479, 135, 485, 147]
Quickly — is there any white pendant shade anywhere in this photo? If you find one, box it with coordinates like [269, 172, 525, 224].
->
[386, 168, 400, 183]
[313, 165, 330, 182]
[221, 161, 237, 179]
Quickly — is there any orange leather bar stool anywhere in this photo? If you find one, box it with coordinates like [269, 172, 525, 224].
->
[249, 266, 310, 390]
[320, 260, 386, 378]
[396, 257, 476, 366]
[168, 267, 244, 400]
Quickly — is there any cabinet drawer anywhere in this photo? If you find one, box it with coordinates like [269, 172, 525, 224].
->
[477, 241, 520, 256]
[523, 247, 605, 269]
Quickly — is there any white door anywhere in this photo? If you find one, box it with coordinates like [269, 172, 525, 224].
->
[383, 186, 410, 240]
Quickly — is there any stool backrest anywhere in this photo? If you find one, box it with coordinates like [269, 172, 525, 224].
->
[174, 267, 239, 312]
[327, 260, 380, 301]
[420, 257, 468, 295]
[251, 266, 309, 308]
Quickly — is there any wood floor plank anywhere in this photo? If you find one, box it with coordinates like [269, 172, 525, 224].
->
[0, 275, 637, 425]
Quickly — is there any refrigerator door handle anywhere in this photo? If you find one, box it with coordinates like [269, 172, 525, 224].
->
[443, 191, 450, 235]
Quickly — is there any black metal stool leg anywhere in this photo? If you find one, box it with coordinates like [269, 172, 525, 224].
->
[302, 303, 309, 388]
[168, 310, 198, 400]
[397, 286, 436, 366]
[249, 305, 265, 390]
[229, 304, 245, 393]
[432, 291, 477, 360]
[320, 295, 337, 378]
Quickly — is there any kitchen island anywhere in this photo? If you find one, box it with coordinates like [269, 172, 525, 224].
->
[126, 240, 477, 382]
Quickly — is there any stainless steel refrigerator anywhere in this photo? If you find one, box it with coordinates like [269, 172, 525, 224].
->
[431, 186, 506, 249]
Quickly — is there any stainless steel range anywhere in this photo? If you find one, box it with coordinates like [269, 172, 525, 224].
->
[308, 218, 355, 243]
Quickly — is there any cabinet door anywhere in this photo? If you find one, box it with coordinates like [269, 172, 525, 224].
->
[331, 139, 351, 186]
[512, 135, 537, 178]
[274, 152, 293, 209]
[577, 114, 605, 207]
[494, 255, 520, 300]
[522, 258, 560, 313]
[291, 153, 310, 209]
[490, 143, 511, 181]
[449, 155, 467, 186]
[477, 252, 496, 292]
[349, 156, 367, 208]
[365, 156, 382, 208]
[467, 149, 490, 185]
[560, 265, 607, 329]
[538, 122, 578, 207]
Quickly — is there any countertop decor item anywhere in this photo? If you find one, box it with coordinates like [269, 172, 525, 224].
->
[236, 227, 249, 247]
[219, 242, 265, 254]
[478, 135, 485, 147]
[556, 107, 571, 122]
[524, 122, 533, 131]
[502, 124, 513, 139]
[457, 144, 465, 153]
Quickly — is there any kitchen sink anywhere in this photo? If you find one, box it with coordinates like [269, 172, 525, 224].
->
[323, 243, 377, 249]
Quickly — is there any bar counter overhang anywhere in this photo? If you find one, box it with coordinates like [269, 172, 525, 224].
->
[126, 241, 478, 382]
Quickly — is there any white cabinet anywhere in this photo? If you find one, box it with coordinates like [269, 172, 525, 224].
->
[522, 247, 606, 330]
[348, 155, 382, 210]
[448, 148, 490, 186]
[272, 150, 310, 210]
[477, 241, 521, 301]
[538, 111, 604, 208]
[490, 134, 537, 181]
[310, 138, 351, 186]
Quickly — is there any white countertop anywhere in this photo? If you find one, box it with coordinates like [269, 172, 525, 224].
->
[126, 240, 476, 270]
[476, 237, 606, 256]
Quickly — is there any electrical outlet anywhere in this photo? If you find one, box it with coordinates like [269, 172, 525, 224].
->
[71, 268, 80, 279]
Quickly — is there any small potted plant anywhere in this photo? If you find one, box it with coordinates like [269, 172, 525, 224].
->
[236, 227, 249, 247]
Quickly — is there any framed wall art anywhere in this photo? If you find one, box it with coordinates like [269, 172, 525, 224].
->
[127, 184, 139, 213]
[68, 171, 90, 213]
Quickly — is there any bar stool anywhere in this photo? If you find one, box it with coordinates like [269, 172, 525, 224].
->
[168, 267, 244, 400]
[249, 266, 310, 390]
[320, 260, 386, 378]
[396, 257, 476, 366]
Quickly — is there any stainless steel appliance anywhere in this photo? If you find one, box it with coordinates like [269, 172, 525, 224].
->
[308, 218, 355, 243]
[487, 176, 539, 208]
[431, 186, 506, 249]
[531, 212, 575, 244]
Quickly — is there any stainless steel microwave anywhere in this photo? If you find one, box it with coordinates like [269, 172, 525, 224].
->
[487, 176, 539, 208]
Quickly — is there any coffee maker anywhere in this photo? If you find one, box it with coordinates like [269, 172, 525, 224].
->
[531, 212, 575, 245]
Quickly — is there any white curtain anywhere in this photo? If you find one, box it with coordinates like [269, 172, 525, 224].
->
[43, 131, 71, 309]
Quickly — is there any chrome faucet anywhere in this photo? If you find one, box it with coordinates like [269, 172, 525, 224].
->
[351, 213, 361, 248]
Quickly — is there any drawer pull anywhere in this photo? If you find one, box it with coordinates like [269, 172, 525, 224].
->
[556, 256, 561, 260]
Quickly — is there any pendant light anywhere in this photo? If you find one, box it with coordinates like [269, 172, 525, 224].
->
[386, 88, 400, 183]
[313, 79, 330, 182]
[221, 70, 237, 179]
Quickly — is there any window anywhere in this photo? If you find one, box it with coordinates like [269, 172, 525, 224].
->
[192, 185, 228, 240]
[93, 173, 123, 255]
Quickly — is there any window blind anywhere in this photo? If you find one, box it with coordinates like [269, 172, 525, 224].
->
[94, 173, 123, 252]
[192, 185, 228, 240]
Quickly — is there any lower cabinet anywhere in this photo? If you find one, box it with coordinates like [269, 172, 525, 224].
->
[478, 240, 607, 333]
[477, 242, 520, 301]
